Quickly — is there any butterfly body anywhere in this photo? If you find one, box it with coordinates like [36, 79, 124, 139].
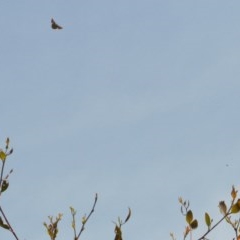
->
[51, 19, 63, 30]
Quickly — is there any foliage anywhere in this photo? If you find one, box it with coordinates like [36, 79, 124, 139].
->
[69, 193, 98, 240]
[43, 214, 63, 240]
[0, 138, 16, 238]
[0, 137, 131, 240]
[2, 136, 240, 240]
[113, 208, 131, 240]
[171, 186, 240, 240]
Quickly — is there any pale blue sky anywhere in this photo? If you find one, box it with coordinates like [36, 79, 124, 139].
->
[1, 1, 240, 240]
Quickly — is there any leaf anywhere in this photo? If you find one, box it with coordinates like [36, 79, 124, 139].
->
[70, 206, 76, 215]
[186, 210, 193, 224]
[205, 212, 211, 227]
[1, 180, 9, 193]
[190, 219, 198, 229]
[231, 186, 237, 200]
[0, 217, 3, 225]
[43, 214, 62, 240]
[5, 138, 9, 150]
[8, 148, 13, 155]
[82, 215, 86, 224]
[124, 208, 131, 223]
[0, 151, 6, 161]
[114, 225, 122, 240]
[0, 217, 9, 230]
[219, 201, 227, 215]
[0, 223, 10, 230]
[231, 200, 240, 214]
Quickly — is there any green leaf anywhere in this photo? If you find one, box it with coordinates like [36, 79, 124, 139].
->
[124, 208, 131, 223]
[0, 223, 10, 230]
[0, 217, 9, 230]
[1, 180, 9, 193]
[231, 204, 240, 214]
[5, 138, 9, 150]
[114, 225, 122, 240]
[7, 148, 13, 156]
[205, 212, 211, 227]
[186, 210, 193, 224]
[231, 199, 240, 214]
[190, 219, 198, 229]
[70, 206, 76, 215]
[0, 151, 6, 161]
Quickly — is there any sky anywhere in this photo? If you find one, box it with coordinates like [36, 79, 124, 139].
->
[1, 0, 240, 240]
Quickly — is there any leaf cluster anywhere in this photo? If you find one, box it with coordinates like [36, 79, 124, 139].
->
[173, 186, 240, 240]
[0, 137, 132, 240]
[113, 208, 132, 240]
[69, 193, 98, 240]
[0, 138, 17, 239]
[43, 214, 63, 240]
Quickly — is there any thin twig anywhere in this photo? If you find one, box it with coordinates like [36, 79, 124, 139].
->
[76, 193, 98, 240]
[0, 160, 6, 199]
[0, 143, 19, 240]
[71, 209, 77, 238]
[0, 206, 19, 240]
[197, 201, 234, 240]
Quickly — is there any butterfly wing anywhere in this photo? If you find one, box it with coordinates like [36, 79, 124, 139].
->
[51, 18, 63, 29]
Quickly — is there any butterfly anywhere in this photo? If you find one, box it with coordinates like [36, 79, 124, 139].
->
[51, 18, 63, 30]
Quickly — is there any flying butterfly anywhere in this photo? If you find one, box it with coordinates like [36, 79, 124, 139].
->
[51, 18, 63, 30]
